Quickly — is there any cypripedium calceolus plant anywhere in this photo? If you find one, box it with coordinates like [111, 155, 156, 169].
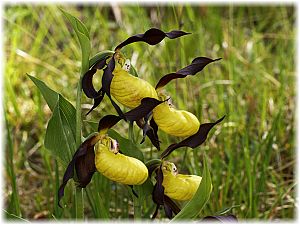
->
[53, 21, 226, 220]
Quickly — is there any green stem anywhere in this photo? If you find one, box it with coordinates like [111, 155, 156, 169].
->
[74, 187, 84, 220]
[74, 73, 84, 219]
[75, 77, 82, 147]
[54, 160, 62, 218]
[134, 194, 142, 220]
[128, 121, 142, 219]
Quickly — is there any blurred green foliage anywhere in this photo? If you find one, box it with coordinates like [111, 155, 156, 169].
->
[4, 4, 295, 220]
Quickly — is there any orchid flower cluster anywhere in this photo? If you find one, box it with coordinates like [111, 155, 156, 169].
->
[58, 28, 224, 219]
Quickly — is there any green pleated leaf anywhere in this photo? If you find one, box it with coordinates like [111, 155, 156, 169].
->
[28, 74, 77, 166]
[44, 95, 77, 166]
[107, 129, 144, 162]
[60, 9, 91, 74]
[28, 74, 58, 112]
[172, 156, 212, 221]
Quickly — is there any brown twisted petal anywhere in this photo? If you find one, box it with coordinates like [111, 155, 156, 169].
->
[124, 97, 164, 121]
[164, 195, 181, 214]
[102, 54, 115, 96]
[58, 133, 101, 207]
[82, 68, 98, 98]
[136, 114, 160, 150]
[155, 57, 222, 90]
[82, 56, 110, 115]
[85, 88, 105, 116]
[152, 165, 164, 206]
[164, 195, 181, 219]
[121, 98, 164, 150]
[82, 56, 108, 99]
[138, 111, 152, 144]
[114, 28, 191, 50]
[161, 115, 226, 159]
[149, 117, 159, 145]
[101, 55, 126, 119]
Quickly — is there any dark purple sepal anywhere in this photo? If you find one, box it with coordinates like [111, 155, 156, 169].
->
[115, 28, 191, 51]
[58, 134, 100, 207]
[161, 116, 225, 159]
[155, 57, 222, 89]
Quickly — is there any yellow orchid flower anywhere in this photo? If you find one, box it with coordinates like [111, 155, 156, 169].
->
[149, 160, 206, 218]
[110, 52, 158, 108]
[58, 115, 147, 206]
[161, 161, 201, 201]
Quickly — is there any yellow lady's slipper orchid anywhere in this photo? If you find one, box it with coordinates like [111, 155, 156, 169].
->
[58, 115, 148, 205]
[95, 135, 148, 185]
[162, 161, 202, 201]
[110, 52, 158, 108]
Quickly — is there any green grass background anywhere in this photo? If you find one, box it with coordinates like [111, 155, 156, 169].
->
[4, 4, 296, 220]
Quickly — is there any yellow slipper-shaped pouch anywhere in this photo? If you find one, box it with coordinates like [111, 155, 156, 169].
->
[110, 53, 158, 108]
[162, 161, 202, 201]
[95, 136, 148, 185]
[152, 94, 200, 137]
